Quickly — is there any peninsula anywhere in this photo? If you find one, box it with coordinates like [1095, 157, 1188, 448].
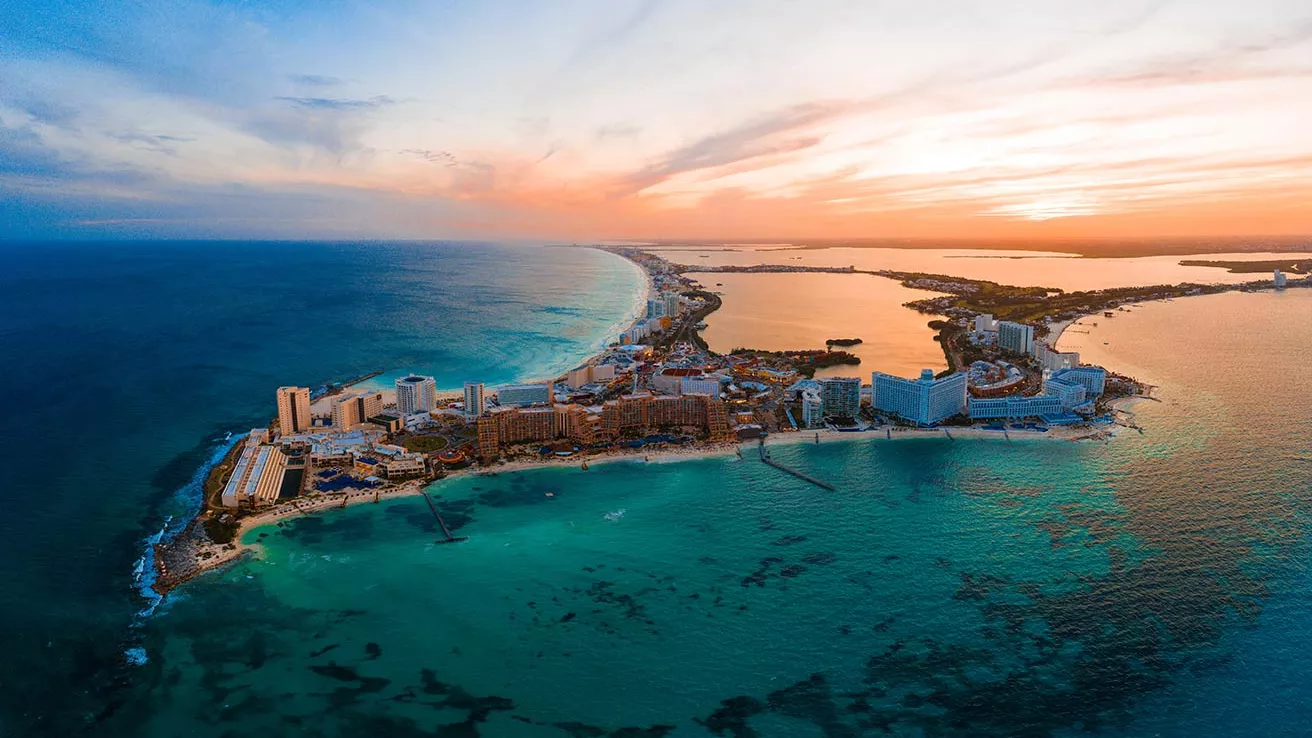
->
[152, 245, 1307, 594]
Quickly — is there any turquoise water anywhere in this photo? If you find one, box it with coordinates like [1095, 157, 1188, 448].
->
[115, 291, 1312, 736]
[5, 240, 1311, 736]
[0, 241, 644, 736]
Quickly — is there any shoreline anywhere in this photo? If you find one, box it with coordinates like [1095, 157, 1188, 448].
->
[159, 420, 1120, 591]
[154, 245, 1170, 594]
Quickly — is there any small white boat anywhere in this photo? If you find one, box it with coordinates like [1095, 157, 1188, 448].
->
[604, 509, 626, 521]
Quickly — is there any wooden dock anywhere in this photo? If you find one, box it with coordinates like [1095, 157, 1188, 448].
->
[422, 492, 468, 544]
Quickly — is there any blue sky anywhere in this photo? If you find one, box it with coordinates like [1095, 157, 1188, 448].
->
[2, 0, 1311, 240]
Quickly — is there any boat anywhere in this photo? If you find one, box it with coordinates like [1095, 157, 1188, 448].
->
[604, 509, 626, 521]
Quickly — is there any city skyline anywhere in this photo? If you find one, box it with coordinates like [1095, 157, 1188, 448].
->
[3, 0, 1311, 242]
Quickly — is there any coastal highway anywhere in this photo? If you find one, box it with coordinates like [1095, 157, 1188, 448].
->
[663, 290, 722, 350]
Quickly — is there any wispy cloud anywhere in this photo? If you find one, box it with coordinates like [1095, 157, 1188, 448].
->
[274, 95, 397, 111]
[288, 74, 345, 87]
[3, 0, 1311, 240]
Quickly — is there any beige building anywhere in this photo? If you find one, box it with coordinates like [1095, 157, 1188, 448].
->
[276, 386, 312, 435]
[331, 391, 384, 429]
[383, 455, 427, 478]
[566, 364, 616, 389]
[220, 441, 289, 508]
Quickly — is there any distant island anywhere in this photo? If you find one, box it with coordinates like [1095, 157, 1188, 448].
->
[730, 347, 861, 378]
[825, 338, 863, 347]
[651, 236, 1312, 259]
[1179, 258, 1312, 274]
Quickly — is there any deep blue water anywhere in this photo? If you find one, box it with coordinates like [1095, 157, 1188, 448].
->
[0, 241, 643, 736]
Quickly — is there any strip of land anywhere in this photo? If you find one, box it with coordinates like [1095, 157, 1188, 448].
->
[154, 243, 1296, 594]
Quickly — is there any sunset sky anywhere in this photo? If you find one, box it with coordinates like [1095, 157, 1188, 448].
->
[2, 0, 1311, 241]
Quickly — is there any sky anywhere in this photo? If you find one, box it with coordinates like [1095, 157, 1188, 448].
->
[2, 0, 1311, 241]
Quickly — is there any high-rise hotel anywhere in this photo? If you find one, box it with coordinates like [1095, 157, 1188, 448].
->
[395, 375, 438, 415]
[331, 391, 384, 428]
[275, 386, 312, 435]
[463, 381, 486, 417]
[872, 370, 967, 426]
[998, 321, 1035, 355]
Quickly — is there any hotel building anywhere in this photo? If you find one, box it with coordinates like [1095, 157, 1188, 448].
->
[1051, 366, 1107, 396]
[1041, 377, 1086, 409]
[463, 381, 486, 417]
[331, 391, 384, 429]
[998, 321, 1035, 355]
[872, 370, 967, 426]
[395, 375, 438, 415]
[476, 403, 603, 458]
[663, 292, 681, 318]
[1034, 342, 1079, 372]
[818, 377, 862, 420]
[566, 364, 616, 389]
[496, 382, 554, 407]
[967, 394, 1064, 421]
[599, 392, 731, 440]
[220, 437, 289, 508]
[276, 386, 312, 435]
[800, 388, 825, 428]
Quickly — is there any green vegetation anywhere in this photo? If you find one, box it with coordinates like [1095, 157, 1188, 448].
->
[730, 347, 860, 378]
[824, 337, 863, 347]
[202, 442, 245, 510]
[202, 514, 240, 544]
[877, 269, 1252, 324]
[398, 435, 449, 453]
[1179, 258, 1312, 274]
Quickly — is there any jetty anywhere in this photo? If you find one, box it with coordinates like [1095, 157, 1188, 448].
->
[421, 492, 468, 544]
[757, 440, 836, 491]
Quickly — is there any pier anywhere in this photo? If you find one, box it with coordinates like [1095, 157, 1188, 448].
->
[757, 440, 836, 491]
[422, 492, 468, 544]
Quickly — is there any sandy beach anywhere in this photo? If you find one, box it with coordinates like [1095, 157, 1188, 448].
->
[162, 417, 1121, 590]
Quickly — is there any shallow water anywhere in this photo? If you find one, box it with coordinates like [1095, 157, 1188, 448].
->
[687, 271, 948, 378]
[117, 290, 1312, 737]
[0, 241, 644, 736]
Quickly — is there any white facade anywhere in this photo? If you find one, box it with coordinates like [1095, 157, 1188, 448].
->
[800, 389, 825, 428]
[646, 298, 665, 318]
[974, 313, 998, 333]
[872, 370, 967, 426]
[968, 394, 1064, 420]
[1043, 377, 1086, 409]
[463, 381, 486, 417]
[681, 377, 722, 396]
[496, 382, 554, 407]
[998, 321, 1035, 355]
[1034, 342, 1079, 372]
[663, 292, 681, 318]
[1051, 366, 1106, 396]
[395, 375, 437, 415]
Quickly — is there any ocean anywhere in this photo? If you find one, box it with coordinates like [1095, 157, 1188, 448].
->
[0, 241, 645, 736]
[3, 241, 1311, 737]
